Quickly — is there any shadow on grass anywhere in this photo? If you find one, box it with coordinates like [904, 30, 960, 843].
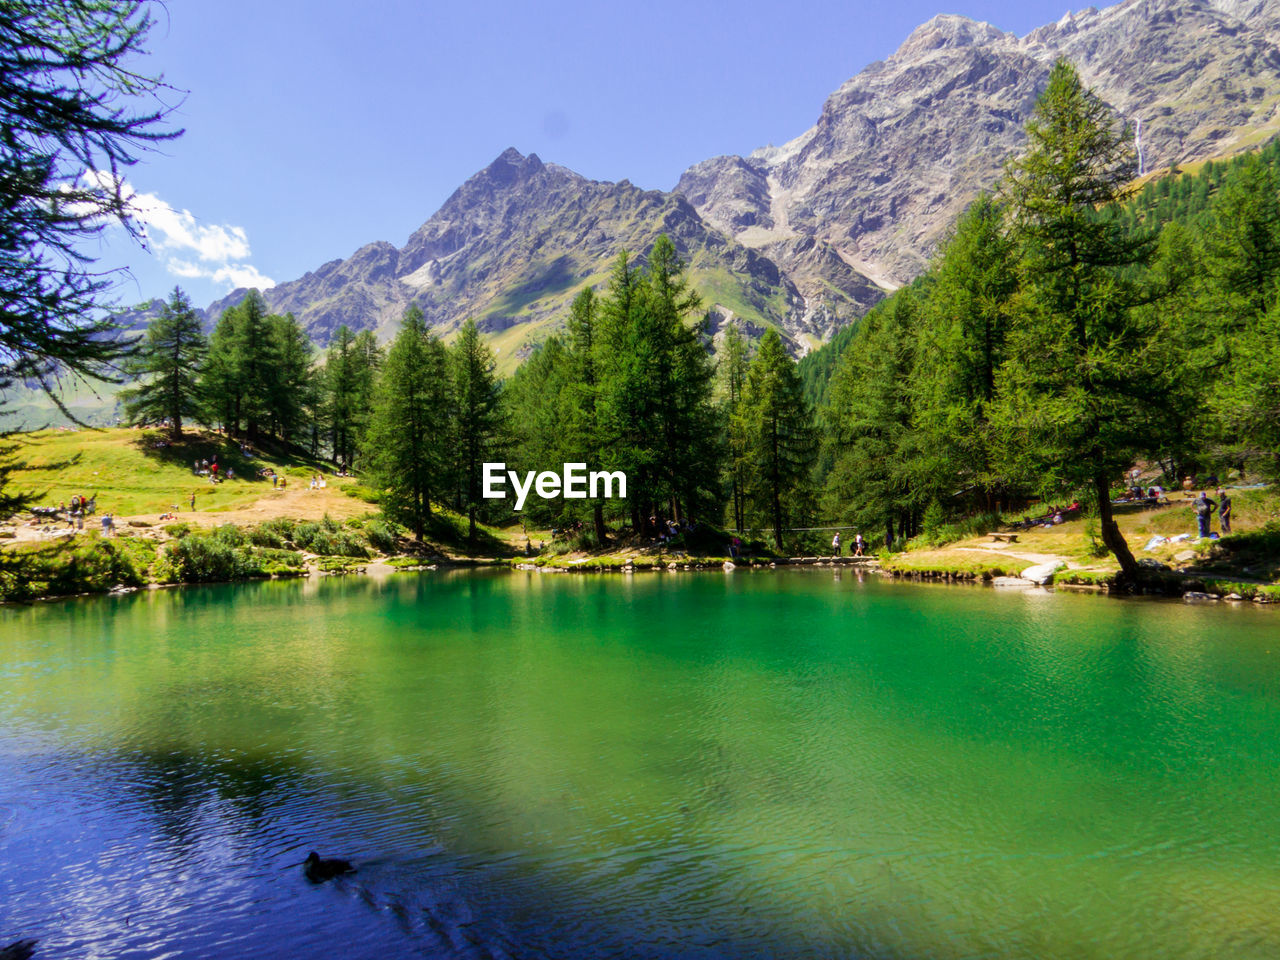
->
[2, 427, 82, 515]
[422, 510, 517, 558]
[132, 429, 332, 482]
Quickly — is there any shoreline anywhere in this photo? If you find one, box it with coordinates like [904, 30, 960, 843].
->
[5, 550, 1277, 611]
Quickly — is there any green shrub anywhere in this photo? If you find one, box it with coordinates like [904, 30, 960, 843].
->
[317, 555, 363, 573]
[365, 518, 400, 554]
[258, 548, 306, 575]
[160, 535, 255, 583]
[249, 518, 296, 548]
[908, 511, 1001, 551]
[210, 523, 245, 548]
[542, 539, 571, 558]
[1, 534, 150, 601]
[310, 529, 369, 558]
[572, 528, 600, 551]
[1082, 517, 1110, 558]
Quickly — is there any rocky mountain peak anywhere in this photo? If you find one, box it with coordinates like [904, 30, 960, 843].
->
[894, 14, 1012, 58]
[679, 0, 1280, 288]
[188, 0, 1280, 368]
[478, 147, 546, 186]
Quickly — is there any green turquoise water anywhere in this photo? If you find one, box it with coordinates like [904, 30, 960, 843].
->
[2, 570, 1280, 959]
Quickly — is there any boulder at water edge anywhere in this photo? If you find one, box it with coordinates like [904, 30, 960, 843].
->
[1020, 561, 1065, 585]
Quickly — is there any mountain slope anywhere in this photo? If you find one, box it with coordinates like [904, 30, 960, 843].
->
[195, 0, 1280, 363]
[210, 150, 880, 364]
[678, 0, 1280, 287]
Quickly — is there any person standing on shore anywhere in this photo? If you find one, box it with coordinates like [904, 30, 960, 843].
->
[1218, 489, 1232, 534]
[831, 531, 841, 557]
[854, 533, 865, 557]
[1193, 490, 1217, 539]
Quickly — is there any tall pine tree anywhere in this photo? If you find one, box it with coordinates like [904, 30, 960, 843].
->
[719, 318, 751, 534]
[120, 287, 207, 440]
[913, 194, 1018, 513]
[363, 305, 450, 540]
[996, 59, 1170, 580]
[739, 329, 816, 551]
[449, 318, 504, 544]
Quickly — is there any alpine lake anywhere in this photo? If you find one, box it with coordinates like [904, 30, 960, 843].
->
[2, 568, 1280, 959]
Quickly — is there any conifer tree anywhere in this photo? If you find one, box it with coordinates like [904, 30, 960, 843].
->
[822, 291, 923, 549]
[267, 313, 315, 443]
[996, 59, 1170, 580]
[595, 251, 648, 530]
[202, 290, 279, 438]
[596, 237, 723, 531]
[913, 194, 1017, 512]
[503, 335, 574, 527]
[740, 329, 815, 551]
[324, 325, 358, 465]
[564, 286, 611, 542]
[202, 306, 239, 435]
[120, 287, 207, 440]
[1218, 299, 1280, 477]
[449, 318, 504, 544]
[0, 0, 178, 401]
[324, 325, 381, 470]
[363, 305, 450, 540]
[719, 318, 751, 534]
[1202, 154, 1280, 322]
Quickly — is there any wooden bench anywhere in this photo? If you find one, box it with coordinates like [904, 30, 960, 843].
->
[989, 533, 1019, 543]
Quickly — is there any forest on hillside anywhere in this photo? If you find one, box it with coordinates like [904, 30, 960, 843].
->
[111, 62, 1280, 580]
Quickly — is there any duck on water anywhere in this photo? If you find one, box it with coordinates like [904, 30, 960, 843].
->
[303, 851, 355, 883]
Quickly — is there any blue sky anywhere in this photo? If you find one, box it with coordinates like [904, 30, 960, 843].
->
[95, 0, 1081, 310]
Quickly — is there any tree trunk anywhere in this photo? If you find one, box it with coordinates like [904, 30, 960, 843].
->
[732, 472, 743, 534]
[1094, 474, 1138, 580]
[593, 502, 606, 545]
[772, 487, 783, 553]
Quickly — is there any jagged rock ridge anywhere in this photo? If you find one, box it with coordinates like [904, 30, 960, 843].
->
[208, 150, 876, 363]
[678, 0, 1280, 287]
[206, 0, 1280, 358]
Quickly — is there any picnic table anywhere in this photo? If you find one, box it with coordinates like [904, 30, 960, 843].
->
[989, 533, 1019, 543]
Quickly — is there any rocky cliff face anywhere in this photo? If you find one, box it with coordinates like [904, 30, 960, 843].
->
[205, 0, 1280, 357]
[678, 0, 1280, 286]
[213, 150, 849, 364]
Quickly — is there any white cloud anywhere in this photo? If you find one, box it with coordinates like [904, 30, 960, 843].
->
[167, 259, 206, 279]
[166, 258, 275, 290]
[208, 263, 275, 290]
[81, 170, 274, 291]
[135, 196, 252, 262]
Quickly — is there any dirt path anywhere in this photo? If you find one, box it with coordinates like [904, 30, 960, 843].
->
[954, 544, 1098, 571]
[5, 485, 369, 545]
